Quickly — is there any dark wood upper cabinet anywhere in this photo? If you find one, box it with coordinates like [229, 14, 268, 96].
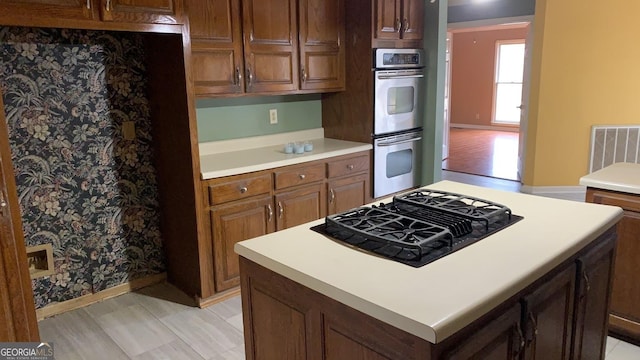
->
[0, 0, 183, 27]
[188, 0, 245, 95]
[298, 0, 345, 91]
[0, 0, 96, 21]
[100, 0, 181, 24]
[242, 0, 299, 93]
[374, 0, 423, 44]
[188, 0, 345, 97]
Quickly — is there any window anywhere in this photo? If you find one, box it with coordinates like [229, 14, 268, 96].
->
[493, 40, 525, 125]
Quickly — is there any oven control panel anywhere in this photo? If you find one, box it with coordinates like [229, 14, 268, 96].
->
[375, 48, 425, 69]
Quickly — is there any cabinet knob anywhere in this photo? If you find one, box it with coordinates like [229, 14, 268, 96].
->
[299, 174, 306, 180]
[0, 191, 6, 216]
[347, 164, 354, 170]
[239, 186, 248, 194]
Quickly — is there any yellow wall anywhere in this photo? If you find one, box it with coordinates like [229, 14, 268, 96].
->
[524, 0, 640, 186]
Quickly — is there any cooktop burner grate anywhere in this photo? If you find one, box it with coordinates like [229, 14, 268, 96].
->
[312, 189, 523, 267]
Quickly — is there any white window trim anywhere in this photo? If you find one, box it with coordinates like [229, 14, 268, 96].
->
[491, 39, 525, 126]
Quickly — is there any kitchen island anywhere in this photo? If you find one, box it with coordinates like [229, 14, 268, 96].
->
[235, 181, 623, 359]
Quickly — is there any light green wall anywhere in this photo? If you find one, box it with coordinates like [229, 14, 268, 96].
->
[421, 0, 447, 185]
[196, 94, 322, 142]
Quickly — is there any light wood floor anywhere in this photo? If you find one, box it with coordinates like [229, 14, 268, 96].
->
[443, 128, 520, 181]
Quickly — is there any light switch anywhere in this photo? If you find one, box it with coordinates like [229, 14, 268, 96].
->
[122, 121, 136, 140]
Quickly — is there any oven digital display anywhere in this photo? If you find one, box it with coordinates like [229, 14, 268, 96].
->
[383, 53, 420, 66]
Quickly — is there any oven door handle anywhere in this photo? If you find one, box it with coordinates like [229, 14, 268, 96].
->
[377, 136, 422, 147]
[377, 74, 424, 80]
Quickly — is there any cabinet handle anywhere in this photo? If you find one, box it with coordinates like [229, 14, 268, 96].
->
[235, 67, 242, 85]
[526, 311, 538, 346]
[86, 0, 91, 9]
[267, 204, 273, 222]
[247, 67, 253, 86]
[301, 67, 307, 82]
[329, 189, 335, 203]
[514, 321, 525, 358]
[347, 164, 354, 170]
[278, 201, 283, 218]
[239, 186, 248, 194]
[0, 190, 7, 216]
[299, 174, 306, 180]
[583, 270, 591, 292]
[403, 18, 409, 32]
[105, 0, 111, 11]
[396, 18, 401, 32]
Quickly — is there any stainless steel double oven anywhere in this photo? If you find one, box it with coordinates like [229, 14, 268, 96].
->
[373, 48, 425, 198]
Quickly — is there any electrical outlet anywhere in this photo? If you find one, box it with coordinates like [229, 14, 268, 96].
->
[269, 109, 278, 124]
[475, 113, 480, 120]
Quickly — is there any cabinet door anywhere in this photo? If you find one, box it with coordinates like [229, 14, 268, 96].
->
[0, 99, 39, 342]
[0, 0, 95, 21]
[275, 183, 326, 231]
[444, 303, 523, 360]
[298, 0, 345, 91]
[401, 0, 423, 41]
[242, 0, 299, 93]
[374, 0, 401, 41]
[100, 0, 181, 24]
[572, 232, 616, 360]
[587, 189, 640, 340]
[211, 196, 275, 292]
[522, 263, 576, 360]
[188, 0, 245, 96]
[327, 173, 368, 215]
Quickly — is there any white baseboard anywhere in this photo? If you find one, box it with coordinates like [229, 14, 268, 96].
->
[520, 185, 587, 202]
[450, 123, 519, 133]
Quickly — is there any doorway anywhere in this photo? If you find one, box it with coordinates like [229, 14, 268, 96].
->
[442, 18, 532, 182]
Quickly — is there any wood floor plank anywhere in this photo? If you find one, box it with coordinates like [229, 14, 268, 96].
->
[443, 128, 519, 181]
[132, 339, 206, 360]
[209, 345, 246, 360]
[92, 304, 178, 357]
[38, 309, 130, 360]
[160, 308, 244, 359]
[206, 296, 242, 321]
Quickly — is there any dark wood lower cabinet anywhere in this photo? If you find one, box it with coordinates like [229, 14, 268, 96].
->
[240, 227, 617, 360]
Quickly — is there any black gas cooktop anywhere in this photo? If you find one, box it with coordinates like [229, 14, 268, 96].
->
[311, 189, 523, 267]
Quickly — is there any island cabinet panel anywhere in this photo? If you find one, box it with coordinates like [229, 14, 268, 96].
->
[521, 262, 576, 360]
[571, 232, 616, 360]
[443, 303, 523, 360]
[586, 188, 640, 342]
[240, 227, 617, 360]
[210, 196, 275, 292]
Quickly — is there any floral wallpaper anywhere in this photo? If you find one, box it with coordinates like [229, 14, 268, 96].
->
[0, 27, 166, 309]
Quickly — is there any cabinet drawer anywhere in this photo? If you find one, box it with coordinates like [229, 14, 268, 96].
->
[208, 173, 272, 205]
[327, 155, 369, 178]
[274, 163, 325, 190]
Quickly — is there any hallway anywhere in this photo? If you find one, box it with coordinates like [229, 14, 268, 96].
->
[442, 128, 520, 181]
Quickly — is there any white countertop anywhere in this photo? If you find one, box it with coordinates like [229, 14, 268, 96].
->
[579, 162, 640, 195]
[199, 129, 372, 179]
[235, 181, 623, 344]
